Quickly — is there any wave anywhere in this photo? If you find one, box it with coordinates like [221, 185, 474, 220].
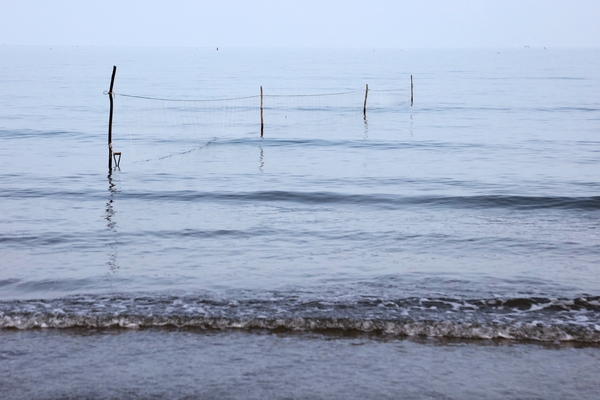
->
[2, 295, 599, 342]
[96, 192, 600, 211]
[2, 188, 599, 211]
[0, 128, 88, 139]
[220, 137, 484, 150]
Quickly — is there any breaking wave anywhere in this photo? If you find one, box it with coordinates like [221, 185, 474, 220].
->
[1, 294, 599, 342]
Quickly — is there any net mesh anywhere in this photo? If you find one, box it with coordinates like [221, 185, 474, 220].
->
[111, 87, 409, 163]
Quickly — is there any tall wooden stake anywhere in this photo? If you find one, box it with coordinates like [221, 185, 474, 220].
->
[108, 66, 117, 171]
[363, 84, 369, 120]
[260, 86, 264, 138]
[410, 75, 413, 106]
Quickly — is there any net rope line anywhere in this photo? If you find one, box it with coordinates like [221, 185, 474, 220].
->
[105, 87, 407, 102]
[132, 137, 219, 163]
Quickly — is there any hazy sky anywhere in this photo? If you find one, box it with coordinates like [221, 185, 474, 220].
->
[2, 0, 599, 48]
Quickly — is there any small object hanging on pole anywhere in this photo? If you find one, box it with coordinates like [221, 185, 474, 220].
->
[363, 84, 369, 120]
[110, 144, 122, 168]
[410, 75, 414, 107]
[260, 86, 264, 138]
[108, 66, 117, 172]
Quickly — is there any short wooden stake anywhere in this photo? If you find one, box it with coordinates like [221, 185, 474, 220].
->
[260, 86, 264, 138]
[363, 84, 369, 120]
[410, 75, 414, 106]
[108, 66, 117, 171]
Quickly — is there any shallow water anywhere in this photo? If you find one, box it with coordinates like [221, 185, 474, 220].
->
[1, 329, 599, 400]
[1, 46, 600, 397]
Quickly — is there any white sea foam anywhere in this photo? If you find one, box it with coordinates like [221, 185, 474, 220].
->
[1, 294, 599, 342]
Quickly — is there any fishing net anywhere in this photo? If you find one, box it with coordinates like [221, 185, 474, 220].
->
[110, 86, 410, 163]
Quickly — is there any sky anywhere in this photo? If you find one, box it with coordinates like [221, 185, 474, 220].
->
[1, 0, 599, 48]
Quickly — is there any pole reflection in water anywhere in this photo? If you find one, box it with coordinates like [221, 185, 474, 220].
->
[259, 146, 264, 172]
[106, 173, 120, 275]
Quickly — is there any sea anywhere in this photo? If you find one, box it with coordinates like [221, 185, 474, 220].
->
[1, 46, 599, 399]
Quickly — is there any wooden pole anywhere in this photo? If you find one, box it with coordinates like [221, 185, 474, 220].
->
[363, 84, 369, 120]
[260, 86, 264, 138]
[108, 66, 117, 171]
[410, 75, 413, 107]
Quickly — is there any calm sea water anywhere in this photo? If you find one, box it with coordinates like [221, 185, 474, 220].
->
[1, 46, 599, 398]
